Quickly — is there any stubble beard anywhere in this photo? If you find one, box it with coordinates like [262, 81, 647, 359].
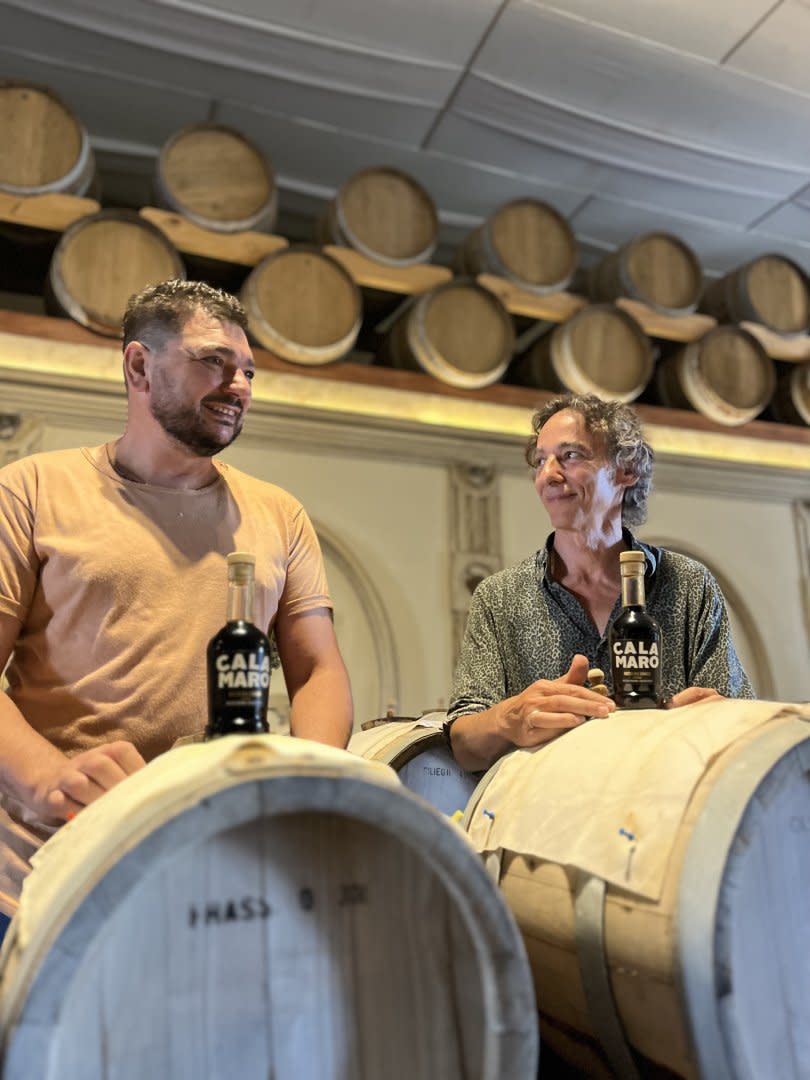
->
[150, 384, 243, 458]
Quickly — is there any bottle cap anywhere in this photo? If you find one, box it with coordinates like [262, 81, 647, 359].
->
[619, 551, 645, 565]
[227, 552, 256, 566]
[227, 551, 256, 585]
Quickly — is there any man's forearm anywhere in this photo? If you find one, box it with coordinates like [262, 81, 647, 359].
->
[0, 694, 68, 815]
[448, 705, 513, 772]
[289, 665, 353, 749]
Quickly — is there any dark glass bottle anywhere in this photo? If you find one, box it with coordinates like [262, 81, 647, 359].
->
[206, 552, 271, 738]
[608, 550, 664, 709]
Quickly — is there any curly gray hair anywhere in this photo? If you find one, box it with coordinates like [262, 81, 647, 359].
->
[525, 393, 654, 526]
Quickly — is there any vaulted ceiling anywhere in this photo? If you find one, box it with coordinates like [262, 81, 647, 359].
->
[4, 0, 810, 276]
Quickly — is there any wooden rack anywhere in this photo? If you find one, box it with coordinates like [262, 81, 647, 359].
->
[2, 190, 809, 361]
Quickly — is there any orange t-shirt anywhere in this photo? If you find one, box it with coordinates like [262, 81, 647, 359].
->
[0, 445, 331, 913]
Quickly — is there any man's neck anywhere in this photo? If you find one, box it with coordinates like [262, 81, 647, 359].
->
[550, 525, 627, 587]
[110, 435, 219, 491]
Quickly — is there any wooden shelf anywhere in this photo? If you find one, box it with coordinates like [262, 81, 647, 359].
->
[613, 297, 717, 345]
[739, 321, 810, 364]
[477, 274, 588, 322]
[324, 245, 452, 294]
[0, 191, 100, 231]
[1, 192, 808, 366]
[140, 207, 288, 266]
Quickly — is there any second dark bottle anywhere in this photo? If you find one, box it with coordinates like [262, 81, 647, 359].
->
[609, 549, 664, 709]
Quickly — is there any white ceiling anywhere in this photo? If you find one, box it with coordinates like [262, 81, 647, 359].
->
[4, 0, 810, 275]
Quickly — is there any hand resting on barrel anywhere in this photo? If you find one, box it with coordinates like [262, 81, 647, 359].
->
[667, 686, 724, 709]
[38, 742, 147, 821]
[450, 654, 615, 772]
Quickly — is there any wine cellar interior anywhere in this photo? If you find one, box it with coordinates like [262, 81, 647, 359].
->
[1, 4, 810, 1078]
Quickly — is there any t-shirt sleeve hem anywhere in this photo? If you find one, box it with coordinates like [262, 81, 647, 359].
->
[283, 594, 333, 616]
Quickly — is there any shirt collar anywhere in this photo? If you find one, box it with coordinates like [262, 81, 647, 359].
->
[538, 528, 659, 584]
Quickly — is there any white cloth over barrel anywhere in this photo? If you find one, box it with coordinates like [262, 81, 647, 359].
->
[348, 714, 445, 758]
[14, 735, 398, 952]
[466, 699, 809, 901]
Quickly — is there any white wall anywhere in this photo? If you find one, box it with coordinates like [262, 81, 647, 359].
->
[3, 377, 809, 734]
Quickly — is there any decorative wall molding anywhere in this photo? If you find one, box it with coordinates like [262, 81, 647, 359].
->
[0, 414, 45, 466]
[793, 502, 810, 660]
[448, 463, 503, 664]
[2, 371, 809, 505]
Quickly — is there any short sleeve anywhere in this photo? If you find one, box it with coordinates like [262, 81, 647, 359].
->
[447, 583, 507, 723]
[280, 505, 332, 616]
[0, 464, 39, 622]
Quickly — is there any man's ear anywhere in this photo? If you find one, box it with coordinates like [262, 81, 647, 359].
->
[615, 467, 637, 490]
[123, 341, 151, 393]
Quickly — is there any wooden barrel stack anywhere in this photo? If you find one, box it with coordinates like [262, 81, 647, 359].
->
[0, 81, 96, 198]
[315, 166, 439, 267]
[241, 246, 362, 364]
[700, 254, 810, 336]
[456, 198, 578, 294]
[509, 303, 654, 404]
[45, 210, 185, 336]
[380, 278, 515, 390]
[1, 79, 810, 426]
[155, 123, 278, 235]
[588, 232, 703, 315]
[654, 324, 776, 426]
[770, 361, 810, 426]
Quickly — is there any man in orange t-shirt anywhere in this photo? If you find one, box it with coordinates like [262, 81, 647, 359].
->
[0, 280, 353, 922]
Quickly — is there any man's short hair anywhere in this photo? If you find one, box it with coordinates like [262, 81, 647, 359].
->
[122, 279, 249, 350]
[525, 393, 654, 527]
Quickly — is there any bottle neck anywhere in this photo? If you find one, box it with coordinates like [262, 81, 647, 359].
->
[621, 571, 646, 609]
[226, 579, 255, 623]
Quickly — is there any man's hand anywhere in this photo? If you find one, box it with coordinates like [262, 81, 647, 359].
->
[667, 686, 723, 709]
[497, 654, 616, 749]
[451, 654, 617, 771]
[35, 741, 146, 822]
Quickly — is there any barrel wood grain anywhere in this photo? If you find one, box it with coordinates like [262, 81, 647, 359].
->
[0, 737, 538, 1079]
[156, 124, 277, 234]
[0, 83, 91, 196]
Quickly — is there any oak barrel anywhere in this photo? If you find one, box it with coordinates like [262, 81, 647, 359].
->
[456, 198, 578, 293]
[654, 324, 775, 426]
[240, 246, 362, 364]
[768, 361, 810, 426]
[155, 124, 277, 234]
[0, 81, 95, 197]
[588, 232, 703, 315]
[381, 279, 515, 389]
[0, 735, 537, 1080]
[462, 699, 810, 1080]
[315, 167, 439, 266]
[700, 255, 810, 336]
[510, 303, 653, 403]
[46, 210, 185, 336]
[348, 714, 478, 816]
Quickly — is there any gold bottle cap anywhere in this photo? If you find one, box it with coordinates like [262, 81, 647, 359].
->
[619, 551, 646, 565]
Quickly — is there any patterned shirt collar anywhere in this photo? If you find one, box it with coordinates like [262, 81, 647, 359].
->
[538, 528, 659, 585]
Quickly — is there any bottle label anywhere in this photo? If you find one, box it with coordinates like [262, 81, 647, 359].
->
[612, 641, 659, 670]
[215, 652, 271, 690]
